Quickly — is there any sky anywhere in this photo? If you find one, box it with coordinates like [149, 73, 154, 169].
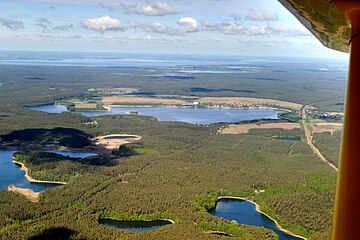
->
[0, 0, 350, 59]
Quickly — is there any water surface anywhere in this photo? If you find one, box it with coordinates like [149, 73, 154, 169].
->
[276, 138, 301, 143]
[47, 150, 98, 158]
[29, 104, 282, 125]
[0, 151, 59, 192]
[209, 198, 302, 240]
[99, 218, 172, 232]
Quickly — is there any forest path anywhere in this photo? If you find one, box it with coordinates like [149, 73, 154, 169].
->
[301, 105, 338, 171]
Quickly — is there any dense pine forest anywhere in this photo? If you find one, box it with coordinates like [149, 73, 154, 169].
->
[0, 64, 343, 239]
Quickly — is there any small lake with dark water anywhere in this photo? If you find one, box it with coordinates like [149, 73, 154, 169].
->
[29, 104, 282, 125]
[99, 218, 172, 232]
[0, 150, 97, 192]
[47, 150, 98, 158]
[277, 138, 301, 143]
[209, 198, 302, 240]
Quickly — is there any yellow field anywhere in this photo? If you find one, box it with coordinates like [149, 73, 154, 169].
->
[220, 122, 301, 134]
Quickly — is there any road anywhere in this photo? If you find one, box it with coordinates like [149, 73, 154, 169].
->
[301, 105, 338, 171]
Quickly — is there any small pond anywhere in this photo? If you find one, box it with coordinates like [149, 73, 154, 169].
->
[276, 138, 301, 143]
[99, 218, 172, 232]
[47, 150, 98, 158]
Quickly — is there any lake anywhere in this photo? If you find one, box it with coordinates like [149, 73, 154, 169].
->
[29, 104, 282, 125]
[277, 138, 301, 143]
[99, 218, 172, 232]
[209, 198, 302, 240]
[0, 150, 97, 192]
[47, 150, 98, 158]
[0, 151, 58, 192]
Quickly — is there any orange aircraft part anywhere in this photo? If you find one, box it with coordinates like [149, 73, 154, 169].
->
[332, 1, 360, 239]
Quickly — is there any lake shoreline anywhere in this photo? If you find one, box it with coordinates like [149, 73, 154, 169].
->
[217, 196, 307, 240]
[12, 158, 67, 185]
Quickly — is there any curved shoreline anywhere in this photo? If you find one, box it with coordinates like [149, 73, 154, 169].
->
[217, 196, 307, 240]
[12, 158, 67, 185]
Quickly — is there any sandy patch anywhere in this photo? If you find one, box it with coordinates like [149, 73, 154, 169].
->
[199, 97, 302, 110]
[221, 122, 300, 134]
[8, 185, 40, 202]
[102, 96, 187, 106]
[74, 102, 98, 109]
[313, 122, 342, 133]
[93, 134, 141, 150]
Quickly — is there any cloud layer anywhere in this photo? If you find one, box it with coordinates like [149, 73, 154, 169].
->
[1, 18, 24, 30]
[124, 2, 177, 16]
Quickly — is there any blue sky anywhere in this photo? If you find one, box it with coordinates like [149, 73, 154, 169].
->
[0, 0, 349, 59]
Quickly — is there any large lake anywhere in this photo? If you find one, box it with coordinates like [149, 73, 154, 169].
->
[29, 104, 282, 125]
[209, 198, 302, 240]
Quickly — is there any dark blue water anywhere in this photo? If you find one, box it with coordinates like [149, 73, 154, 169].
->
[99, 218, 172, 232]
[209, 198, 302, 240]
[29, 104, 281, 125]
[47, 150, 98, 158]
[0, 151, 59, 192]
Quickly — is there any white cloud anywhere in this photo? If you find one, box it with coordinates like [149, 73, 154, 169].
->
[200, 20, 221, 31]
[81, 15, 124, 33]
[222, 22, 245, 35]
[222, 22, 270, 35]
[267, 21, 285, 32]
[144, 22, 174, 34]
[178, 17, 198, 33]
[124, 2, 177, 16]
[1, 18, 24, 30]
[245, 9, 278, 21]
[245, 25, 270, 35]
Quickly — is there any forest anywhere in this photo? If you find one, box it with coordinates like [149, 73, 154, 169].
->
[0, 63, 343, 239]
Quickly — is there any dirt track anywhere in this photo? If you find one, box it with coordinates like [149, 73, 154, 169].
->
[302, 106, 338, 171]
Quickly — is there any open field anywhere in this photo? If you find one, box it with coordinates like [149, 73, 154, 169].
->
[74, 102, 98, 109]
[220, 122, 301, 134]
[313, 122, 342, 134]
[199, 97, 303, 110]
